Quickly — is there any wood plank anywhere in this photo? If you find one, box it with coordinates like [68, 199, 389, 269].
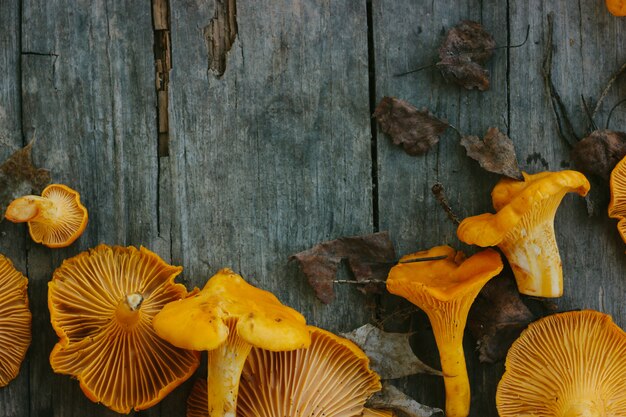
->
[0, 1, 29, 416]
[508, 2, 626, 319]
[167, 0, 372, 336]
[20, 0, 161, 415]
[375, 1, 626, 416]
[372, 1, 515, 416]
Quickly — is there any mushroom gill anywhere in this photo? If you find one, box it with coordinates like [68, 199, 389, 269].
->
[48, 245, 199, 413]
[237, 327, 381, 417]
[457, 170, 589, 297]
[497, 310, 626, 416]
[0, 254, 31, 387]
[5, 184, 88, 248]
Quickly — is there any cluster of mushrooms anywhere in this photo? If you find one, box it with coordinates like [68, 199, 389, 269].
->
[0, 169, 626, 417]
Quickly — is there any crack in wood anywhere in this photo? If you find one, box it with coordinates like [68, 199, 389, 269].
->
[203, 0, 238, 77]
[153, 0, 171, 157]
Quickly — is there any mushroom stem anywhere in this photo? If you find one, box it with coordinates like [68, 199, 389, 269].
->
[115, 293, 143, 328]
[5, 196, 55, 223]
[499, 219, 563, 297]
[207, 320, 252, 417]
[428, 306, 471, 417]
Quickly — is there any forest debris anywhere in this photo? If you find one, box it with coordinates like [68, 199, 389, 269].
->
[467, 273, 535, 363]
[373, 97, 449, 156]
[571, 130, 626, 181]
[291, 232, 396, 304]
[460, 127, 523, 180]
[431, 183, 461, 225]
[0, 142, 51, 217]
[436, 21, 495, 91]
[342, 324, 441, 379]
[366, 384, 443, 417]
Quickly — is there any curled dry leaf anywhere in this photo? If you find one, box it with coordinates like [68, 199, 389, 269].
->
[571, 129, 626, 180]
[373, 97, 449, 156]
[366, 383, 443, 417]
[467, 273, 535, 363]
[0, 142, 51, 217]
[460, 127, 523, 180]
[437, 20, 496, 91]
[291, 232, 396, 304]
[341, 324, 442, 379]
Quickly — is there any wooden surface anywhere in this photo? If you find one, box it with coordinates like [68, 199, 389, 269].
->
[0, 1, 625, 416]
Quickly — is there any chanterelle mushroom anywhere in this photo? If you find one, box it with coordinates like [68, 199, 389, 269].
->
[387, 246, 503, 417]
[186, 326, 383, 417]
[497, 310, 626, 416]
[609, 155, 626, 243]
[0, 254, 31, 387]
[457, 171, 589, 297]
[5, 184, 88, 248]
[153, 268, 311, 417]
[48, 245, 199, 413]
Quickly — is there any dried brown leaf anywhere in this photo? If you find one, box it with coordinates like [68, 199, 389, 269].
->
[373, 97, 449, 156]
[460, 127, 523, 180]
[366, 384, 443, 417]
[342, 324, 441, 379]
[291, 232, 396, 304]
[0, 142, 51, 217]
[571, 129, 626, 180]
[437, 20, 495, 91]
[467, 274, 535, 363]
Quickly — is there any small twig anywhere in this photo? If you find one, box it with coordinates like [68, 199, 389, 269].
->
[334, 279, 386, 285]
[493, 24, 530, 50]
[399, 255, 448, 263]
[394, 63, 437, 77]
[431, 183, 461, 225]
[592, 61, 626, 122]
[607, 98, 626, 130]
[581, 95, 598, 132]
[541, 13, 579, 148]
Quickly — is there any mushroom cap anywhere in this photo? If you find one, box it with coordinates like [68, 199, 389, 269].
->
[7, 184, 89, 248]
[609, 156, 626, 243]
[361, 409, 396, 417]
[153, 268, 310, 352]
[48, 245, 199, 413]
[186, 378, 208, 417]
[237, 326, 381, 417]
[458, 171, 590, 247]
[497, 310, 626, 416]
[0, 254, 31, 387]
[607, 0, 626, 16]
[386, 246, 503, 302]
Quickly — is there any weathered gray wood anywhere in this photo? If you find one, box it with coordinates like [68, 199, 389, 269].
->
[167, 0, 373, 330]
[374, 1, 626, 416]
[0, 1, 30, 416]
[20, 0, 160, 416]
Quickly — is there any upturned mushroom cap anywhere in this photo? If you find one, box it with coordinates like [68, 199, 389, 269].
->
[387, 246, 503, 417]
[361, 409, 395, 417]
[5, 184, 88, 248]
[497, 310, 626, 416]
[607, 0, 626, 16]
[457, 170, 589, 297]
[0, 254, 31, 387]
[48, 245, 199, 414]
[153, 268, 310, 352]
[609, 156, 626, 243]
[237, 326, 381, 417]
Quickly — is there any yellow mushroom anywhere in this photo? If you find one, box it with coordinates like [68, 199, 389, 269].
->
[497, 310, 626, 416]
[386, 246, 502, 417]
[5, 184, 88, 248]
[457, 171, 589, 298]
[185, 326, 383, 417]
[153, 268, 311, 417]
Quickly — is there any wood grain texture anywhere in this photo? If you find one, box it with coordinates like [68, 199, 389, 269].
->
[0, 1, 625, 416]
[374, 1, 626, 416]
[0, 1, 29, 416]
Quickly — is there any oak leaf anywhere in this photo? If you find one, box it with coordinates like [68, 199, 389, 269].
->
[437, 20, 495, 91]
[374, 97, 449, 156]
[571, 129, 626, 180]
[291, 232, 396, 304]
[342, 324, 441, 379]
[460, 127, 523, 180]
